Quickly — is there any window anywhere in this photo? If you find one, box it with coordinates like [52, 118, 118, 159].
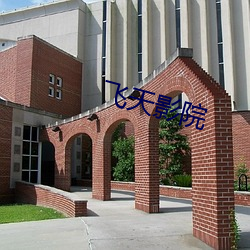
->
[138, 0, 142, 15]
[76, 137, 81, 145]
[15, 127, 21, 137]
[138, 0, 142, 82]
[102, 76, 106, 104]
[49, 74, 55, 84]
[101, 0, 107, 104]
[56, 89, 62, 100]
[22, 126, 39, 183]
[215, 0, 225, 88]
[57, 77, 63, 87]
[49, 86, 54, 97]
[48, 74, 63, 100]
[175, 0, 181, 48]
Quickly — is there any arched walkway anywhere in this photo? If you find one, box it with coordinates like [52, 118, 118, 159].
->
[42, 49, 234, 249]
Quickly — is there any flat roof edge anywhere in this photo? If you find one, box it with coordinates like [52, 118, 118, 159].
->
[0, 99, 65, 119]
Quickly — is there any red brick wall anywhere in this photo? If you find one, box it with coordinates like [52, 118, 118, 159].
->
[111, 182, 193, 200]
[15, 181, 87, 217]
[232, 111, 250, 173]
[235, 192, 250, 206]
[30, 37, 82, 117]
[111, 181, 135, 191]
[124, 121, 134, 137]
[0, 47, 17, 102]
[15, 38, 33, 107]
[111, 181, 250, 206]
[0, 36, 82, 117]
[0, 104, 13, 204]
[174, 111, 250, 175]
[160, 185, 192, 199]
[44, 55, 235, 249]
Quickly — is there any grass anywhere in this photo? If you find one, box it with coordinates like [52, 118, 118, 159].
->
[0, 204, 66, 224]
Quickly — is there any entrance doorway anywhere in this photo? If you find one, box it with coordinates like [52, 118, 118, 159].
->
[41, 141, 55, 186]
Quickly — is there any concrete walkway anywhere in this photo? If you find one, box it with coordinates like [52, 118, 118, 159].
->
[0, 187, 249, 250]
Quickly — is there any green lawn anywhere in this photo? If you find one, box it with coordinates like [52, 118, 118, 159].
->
[0, 204, 66, 224]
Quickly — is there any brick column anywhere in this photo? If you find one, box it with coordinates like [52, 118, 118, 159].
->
[92, 138, 111, 201]
[192, 97, 235, 249]
[135, 116, 159, 213]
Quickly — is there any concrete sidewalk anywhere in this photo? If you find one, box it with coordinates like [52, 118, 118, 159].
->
[0, 188, 249, 250]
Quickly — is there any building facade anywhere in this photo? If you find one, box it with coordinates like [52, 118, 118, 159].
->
[0, 0, 250, 197]
[0, 35, 82, 202]
[1, 0, 250, 111]
[0, 35, 82, 116]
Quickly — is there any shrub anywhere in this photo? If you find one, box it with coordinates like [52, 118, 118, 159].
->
[173, 174, 192, 187]
[161, 178, 172, 186]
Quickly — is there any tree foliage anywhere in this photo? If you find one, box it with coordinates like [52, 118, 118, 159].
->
[159, 108, 190, 179]
[112, 107, 190, 183]
[112, 123, 125, 142]
[234, 158, 249, 178]
[112, 136, 134, 181]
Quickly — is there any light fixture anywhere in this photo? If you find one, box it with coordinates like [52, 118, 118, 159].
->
[87, 113, 99, 121]
[52, 126, 61, 132]
[127, 90, 140, 100]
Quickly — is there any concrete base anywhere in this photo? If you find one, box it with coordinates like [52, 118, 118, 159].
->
[135, 202, 159, 213]
[1, 188, 249, 250]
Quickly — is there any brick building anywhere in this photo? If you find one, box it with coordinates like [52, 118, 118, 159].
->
[0, 1, 249, 248]
[0, 35, 82, 203]
[0, 35, 82, 117]
[40, 49, 235, 249]
[0, 0, 249, 170]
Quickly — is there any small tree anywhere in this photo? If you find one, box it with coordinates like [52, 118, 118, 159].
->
[234, 158, 249, 191]
[112, 136, 135, 181]
[159, 108, 190, 180]
[235, 158, 249, 178]
[111, 109, 190, 183]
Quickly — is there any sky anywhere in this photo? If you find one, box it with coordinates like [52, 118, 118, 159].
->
[0, 0, 99, 12]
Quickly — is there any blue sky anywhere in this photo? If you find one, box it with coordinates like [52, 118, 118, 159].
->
[0, 0, 99, 12]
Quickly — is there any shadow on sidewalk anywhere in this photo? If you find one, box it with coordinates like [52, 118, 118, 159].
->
[160, 206, 192, 213]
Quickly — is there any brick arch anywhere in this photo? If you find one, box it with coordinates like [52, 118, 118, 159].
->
[43, 52, 234, 249]
[46, 120, 96, 190]
[92, 110, 138, 200]
[65, 130, 95, 151]
[63, 132, 93, 191]
[144, 58, 234, 249]
[59, 124, 96, 191]
[101, 109, 139, 138]
[146, 76, 195, 118]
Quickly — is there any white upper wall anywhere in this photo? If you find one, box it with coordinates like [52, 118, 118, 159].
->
[81, 1, 103, 110]
[0, 0, 86, 60]
[0, 0, 250, 111]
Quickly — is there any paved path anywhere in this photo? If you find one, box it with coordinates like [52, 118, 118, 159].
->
[0, 188, 249, 250]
